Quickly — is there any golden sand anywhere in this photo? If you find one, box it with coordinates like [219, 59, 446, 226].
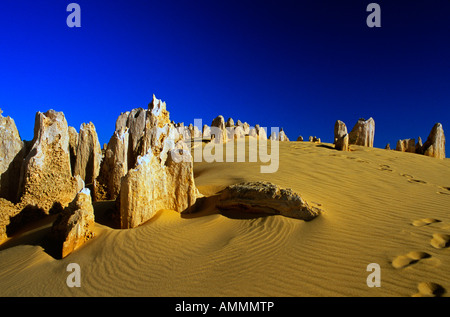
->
[0, 140, 449, 297]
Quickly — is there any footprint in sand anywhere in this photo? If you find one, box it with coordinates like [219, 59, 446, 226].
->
[408, 178, 427, 184]
[400, 173, 427, 183]
[412, 218, 441, 227]
[437, 186, 450, 195]
[412, 282, 446, 297]
[430, 233, 450, 249]
[379, 164, 393, 172]
[392, 251, 431, 269]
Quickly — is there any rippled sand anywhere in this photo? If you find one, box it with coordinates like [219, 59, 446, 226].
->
[1, 140, 449, 297]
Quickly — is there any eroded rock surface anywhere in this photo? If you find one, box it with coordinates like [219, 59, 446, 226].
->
[217, 181, 321, 221]
[50, 188, 95, 258]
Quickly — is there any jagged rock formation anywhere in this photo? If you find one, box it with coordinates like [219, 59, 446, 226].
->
[74, 122, 102, 185]
[415, 137, 423, 154]
[203, 124, 211, 138]
[255, 125, 267, 140]
[422, 123, 445, 159]
[17, 110, 81, 212]
[117, 95, 198, 229]
[396, 139, 416, 153]
[278, 129, 290, 142]
[188, 124, 202, 139]
[393, 124, 445, 159]
[96, 127, 129, 200]
[232, 126, 246, 139]
[50, 188, 95, 258]
[348, 117, 375, 147]
[269, 131, 277, 141]
[297, 136, 304, 142]
[334, 120, 349, 151]
[119, 136, 197, 228]
[96, 95, 183, 201]
[0, 109, 24, 202]
[217, 181, 321, 221]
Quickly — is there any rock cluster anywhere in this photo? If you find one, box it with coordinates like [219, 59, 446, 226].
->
[308, 136, 321, 143]
[203, 116, 268, 143]
[217, 181, 321, 221]
[396, 139, 416, 153]
[101, 94, 198, 228]
[394, 123, 445, 159]
[0, 94, 199, 250]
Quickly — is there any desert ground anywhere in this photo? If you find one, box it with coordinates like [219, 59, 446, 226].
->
[0, 139, 449, 297]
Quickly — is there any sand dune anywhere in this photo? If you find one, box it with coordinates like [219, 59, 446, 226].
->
[0, 140, 449, 297]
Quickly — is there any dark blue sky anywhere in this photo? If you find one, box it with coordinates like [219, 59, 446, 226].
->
[0, 0, 449, 154]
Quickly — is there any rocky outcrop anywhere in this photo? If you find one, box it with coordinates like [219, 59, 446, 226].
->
[0, 109, 24, 202]
[278, 129, 290, 142]
[348, 117, 375, 147]
[203, 124, 211, 138]
[188, 124, 202, 139]
[415, 137, 423, 154]
[96, 95, 182, 201]
[117, 95, 198, 229]
[422, 123, 445, 159]
[50, 188, 95, 258]
[17, 110, 80, 212]
[74, 122, 102, 185]
[119, 143, 197, 229]
[217, 181, 321, 221]
[68, 126, 78, 174]
[0, 198, 19, 244]
[269, 131, 277, 141]
[232, 126, 246, 139]
[396, 139, 416, 153]
[242, 122, 250, 135]
[334, 120, 349, 151]
[226, 118, 234, 128]
[255, 125, 267, 140]
[96, 127, 129, 200]
[211, 115, 228, 143]
[297, 136, 304, 142]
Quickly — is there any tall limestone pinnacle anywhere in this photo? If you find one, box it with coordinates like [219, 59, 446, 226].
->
[94, 94, 197, 228]
[17, 110, 81, 212]
[348, 117, 375, 147]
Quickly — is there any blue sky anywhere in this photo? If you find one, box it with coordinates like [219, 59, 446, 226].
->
[0, 0, 449, 155]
